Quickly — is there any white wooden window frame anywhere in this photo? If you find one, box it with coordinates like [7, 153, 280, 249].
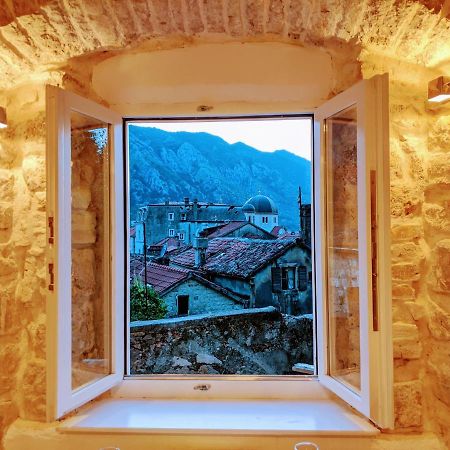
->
[314, 74, 393, 427]
[46, 75, 393, 428]
[46, 86, 124, 420]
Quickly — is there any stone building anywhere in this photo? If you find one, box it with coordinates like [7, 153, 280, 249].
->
[134, 198, 246, 252]
[132, 262, 245, 318]
[199, 220, 276, 240]
[171, 237, 313, 315]
[0, 2, 449, 450]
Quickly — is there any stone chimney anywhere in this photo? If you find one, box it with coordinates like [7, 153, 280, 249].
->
[193, 237, 208, 267]
[193, 198, 199, 220]
[184, 197, 190, 206]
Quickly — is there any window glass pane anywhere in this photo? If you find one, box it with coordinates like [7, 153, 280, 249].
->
[128, 118, 315, 376]
[71, 111, 111, 391]
[325, 105, 361, 392]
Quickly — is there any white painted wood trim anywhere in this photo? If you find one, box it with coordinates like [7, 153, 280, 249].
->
[112, 378, 331, 400]
[313, 75, 393, 428]
[46, 86, 124, 421]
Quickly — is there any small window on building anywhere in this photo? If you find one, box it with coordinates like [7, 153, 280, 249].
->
[180, 213, 187, 221]
[273, 216, 277, 223]
[281, 267, 296, 290]
[177, 295, 189, 316]
[271, 267, 282, 293]
[298, 266, 308, 291]
[168, 229, 175, 237]
[178, 232, 185, 241]
[168, 212, 175, 221]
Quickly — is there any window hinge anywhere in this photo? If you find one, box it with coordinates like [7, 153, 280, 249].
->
[48, 216, 54, 244]
[48, 263, 55, 291]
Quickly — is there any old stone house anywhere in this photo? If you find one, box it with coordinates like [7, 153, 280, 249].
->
[134, 198, 246, 252]
[199, 220, 276, 240]
[0, 1, 449, 450]
[171, 237, 312, 315]
[131, 261, 245, 317]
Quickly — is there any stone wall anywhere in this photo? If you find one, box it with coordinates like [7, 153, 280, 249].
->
[162, 278, 244, 318]
[130, 308, 313, 375]
[0, 7, 448, 445]
[360, 53, 450, 446]
[71, 126, 110, 389]
[0, 84, 47, 445]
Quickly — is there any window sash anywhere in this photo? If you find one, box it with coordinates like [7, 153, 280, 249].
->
[313, 74, 393, 428]
[46, 86, 124, 420]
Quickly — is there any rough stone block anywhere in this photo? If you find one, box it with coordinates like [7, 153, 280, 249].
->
[0, 170, 14, 202]
[394, 380, 422, 429]
[405, 301, 425, 321]
[428, 360, 450, 408]
[423, 202, 450, 233]
[392, 283, 416, 301]
[392, 262, 421, 282]
[20, 358, 46, 421]
[391, 221, 423, 242]
[0, 252, 17, 277]
[72, 210, 96, 244]
[428, 301, 450, 341]
[22, 155, 45, 192]
[72, 248, 95, 293]
[394, 359, 421, 382]
[72, 186, 91, 210]
[391, 242, 424, 262]
[393, 322, 421, 359]
[390, 185, 422, 218]
[27, 313, 46, 360]
[428, 153, 450, 184]
[0, 203, 12, 230]
[431, 240, 450, 292]
[0, 344, 20, 396]
[393, 303, 415, 324]
[429, 114, 450, 153]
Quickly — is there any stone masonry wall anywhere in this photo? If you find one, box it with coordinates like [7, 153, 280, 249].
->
[71, 128, 109, 389]
[0, 84, 47, 447]
[131, 308, 313, 375]
[162, 278, 244, 318]
[361, 53, 450, 447]
[0, 26, 449, 448]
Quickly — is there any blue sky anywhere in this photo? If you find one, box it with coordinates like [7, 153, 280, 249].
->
[134, 118, 312, 161]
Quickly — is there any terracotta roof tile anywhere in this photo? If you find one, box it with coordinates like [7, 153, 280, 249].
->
[172, 237, 301, 279]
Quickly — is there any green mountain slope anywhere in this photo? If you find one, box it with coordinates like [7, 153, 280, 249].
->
[129, 126, 311, 231]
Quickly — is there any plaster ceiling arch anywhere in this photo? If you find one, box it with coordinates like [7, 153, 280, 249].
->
[0, 0, 449, 91]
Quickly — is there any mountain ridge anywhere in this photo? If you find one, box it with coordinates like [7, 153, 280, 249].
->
[129, 125, 311, 231]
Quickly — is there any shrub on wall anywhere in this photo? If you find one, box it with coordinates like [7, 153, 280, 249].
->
[130, 279, 167, 321]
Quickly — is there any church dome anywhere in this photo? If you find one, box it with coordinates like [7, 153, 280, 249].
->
[243, 195, 278, 214]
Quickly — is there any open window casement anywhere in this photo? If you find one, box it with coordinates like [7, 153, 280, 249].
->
[46, 86, 124, 420]
[45, 77, 392, 427]
[314, 74, 393, 428]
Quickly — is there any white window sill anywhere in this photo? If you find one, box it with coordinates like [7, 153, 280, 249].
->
[58, 397, 378, 436]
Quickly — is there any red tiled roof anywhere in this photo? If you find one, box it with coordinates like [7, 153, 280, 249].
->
[278, 231, 302, 240]
[141, 263, 190, 294]
[201, 221, 247, 238]
[270, 226, 284, 236]
[171, 237, 301, 279]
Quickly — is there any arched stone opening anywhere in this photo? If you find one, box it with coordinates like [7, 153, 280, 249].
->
[0, 1, 449, 448]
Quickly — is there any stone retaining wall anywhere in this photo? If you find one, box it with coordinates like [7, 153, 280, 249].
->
[130, 307, 313, 375]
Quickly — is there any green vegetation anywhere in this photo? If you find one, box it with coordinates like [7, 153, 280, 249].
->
[130, 279, 168, 321]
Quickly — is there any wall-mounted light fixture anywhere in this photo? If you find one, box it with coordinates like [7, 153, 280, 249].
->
[0, 107, 6, 129]
[428, 76, 450, 103]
